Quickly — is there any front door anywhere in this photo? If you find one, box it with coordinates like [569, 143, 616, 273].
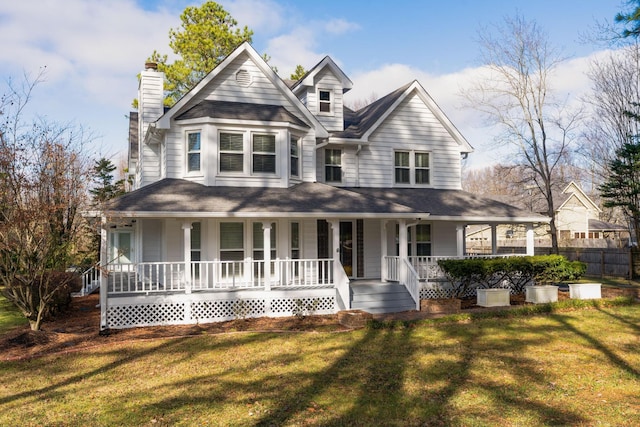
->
[340, 221, 355, 278]
[109, 230, 134, 265]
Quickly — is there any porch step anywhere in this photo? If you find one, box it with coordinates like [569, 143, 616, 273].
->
[350, 282, 416, 314]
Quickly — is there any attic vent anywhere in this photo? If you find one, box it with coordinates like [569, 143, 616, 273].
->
[235, 69, 252, 87]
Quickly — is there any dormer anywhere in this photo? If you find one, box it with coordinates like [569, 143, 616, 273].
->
[291, 57, 353, 132]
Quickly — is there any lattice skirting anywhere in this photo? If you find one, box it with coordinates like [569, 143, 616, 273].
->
[419, 281, 519, 299]
[105, 289, 336, 329]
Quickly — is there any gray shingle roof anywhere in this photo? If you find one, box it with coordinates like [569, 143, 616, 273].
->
[106, 179, 417, 216]
[344, 187, 547, 221]
[174, 100, 309, 128]
[334, 83, 412, 139]
[105, 179, 547, 222]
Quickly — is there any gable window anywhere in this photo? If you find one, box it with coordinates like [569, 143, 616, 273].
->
[415, 152, 430, 184]
[290, 136, 299, 177]
[252, 134, 276, 174]
[325, 149, 342, 182]
[319, 90, 331, 113]
[394, 152, 410, 184]
[187, 132, 201, 173]
[219, 132, 244, 173]
[394, 150, 430, 185]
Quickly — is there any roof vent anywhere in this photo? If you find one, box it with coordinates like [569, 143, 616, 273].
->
[235, 69, 252, 87]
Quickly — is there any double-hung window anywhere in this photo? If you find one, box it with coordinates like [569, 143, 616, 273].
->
[290, 136, 299, 178]
[187, 132, 201, 173]
[319, 90, 331, 113]
[252, 134, 276, 174]
[325, 149, 342, 183]
[394, 150, 430, 185]
[394, 151, 410, 184]
[219, 132, 244, 173]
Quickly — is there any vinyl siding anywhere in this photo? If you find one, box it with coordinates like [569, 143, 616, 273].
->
[160, 51, 318, 188]
[308, 68, 344, 132]
[360, 93, 463, 190]
[363, 219, 381, 278]
[141, 219, 162, 262]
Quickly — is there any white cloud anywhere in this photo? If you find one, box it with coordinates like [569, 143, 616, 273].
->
[325, 18, 360, 35]
[223, 0, 285, 35]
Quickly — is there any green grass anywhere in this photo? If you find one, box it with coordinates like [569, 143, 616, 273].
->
[0, 291, 27, 334]
[1, 302, 639, 426]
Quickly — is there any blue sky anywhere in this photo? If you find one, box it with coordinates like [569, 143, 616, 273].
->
[0, 0, 626, 169]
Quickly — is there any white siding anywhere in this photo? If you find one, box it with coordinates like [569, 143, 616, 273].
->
[142, 219, 162, 262]
[301, 219, 318, 259]
[308, 68, 344, 132]
[140, 143, 161, 187]
[360, 93, 463, 190]
[432, 222, 459, 256]
[363, 219, 381, 278]
[165, 220, 184, 262]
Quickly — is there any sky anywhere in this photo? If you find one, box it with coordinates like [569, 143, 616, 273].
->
[0, 0, 627, 170]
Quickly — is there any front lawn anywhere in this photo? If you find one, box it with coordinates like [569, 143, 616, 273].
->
[1, 302, 639, 426]
[0, 291, 27, 335]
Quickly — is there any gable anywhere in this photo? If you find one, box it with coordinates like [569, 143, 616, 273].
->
[558, 181, 601, 213]
[157, 42, 328, 138]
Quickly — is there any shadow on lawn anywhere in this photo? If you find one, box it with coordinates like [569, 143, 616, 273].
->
[550, 312, 640, 379]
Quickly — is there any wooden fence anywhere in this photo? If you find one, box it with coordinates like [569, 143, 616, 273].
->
[498, 247, 632, 278]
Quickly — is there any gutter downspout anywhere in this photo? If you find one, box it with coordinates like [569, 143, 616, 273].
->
[355, 144, 362, 187]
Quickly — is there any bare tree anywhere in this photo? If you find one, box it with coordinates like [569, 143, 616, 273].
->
[463, 16, 582, 253]
[0, 71, 93, 331]
[583, 43, 640, 182]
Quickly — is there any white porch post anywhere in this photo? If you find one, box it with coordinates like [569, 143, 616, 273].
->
[398, 219, 408, 283]
[329, 220, 340, 279]
[491, 224, 498, 255]
[99, 216, 108, 331]
[526, 223, 535, 256]
[262, 221, 272, 291]
[456, 224, 465, 258]
[182, 221, 192, 294]
[381, 220, 388, 281]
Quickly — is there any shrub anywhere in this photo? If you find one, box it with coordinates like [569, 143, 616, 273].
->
[437, 255, 586, 295]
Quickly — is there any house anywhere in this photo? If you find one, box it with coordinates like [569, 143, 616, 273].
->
[466, 182, 629, 252]
[90, 42, 547, 330]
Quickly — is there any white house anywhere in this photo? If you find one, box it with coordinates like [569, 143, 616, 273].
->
[90, 42, 547, 330]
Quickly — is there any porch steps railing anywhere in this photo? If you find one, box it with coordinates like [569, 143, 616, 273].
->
[73, 262, 103, 297]
[350, 282, 415, 314]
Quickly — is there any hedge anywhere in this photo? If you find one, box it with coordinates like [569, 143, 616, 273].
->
[437, 255, 586, 297]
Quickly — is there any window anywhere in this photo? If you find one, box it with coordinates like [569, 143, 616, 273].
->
[395, 223, 432, 256]
[220, 222, 244, 262]
[291, 222, 300, 259]
[290, 137, 299, 177]
[319, 90, 331, 113]
[191, 222, 201, 278]
[325, 149, 342, 182]
[415, 224, 432, 256]
[415, 152, 430, 184]
[187, 132, 201, 173]
[219, 132, 244, 173]
[394, 150, 430, 185]
[252, 134, 276, 174]
[394, 152, 410, 184]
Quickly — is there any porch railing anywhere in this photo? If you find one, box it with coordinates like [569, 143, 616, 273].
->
[402, 258, 421, 310]
[106, 258, 335, 295]
[383, 255, 520, 282]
